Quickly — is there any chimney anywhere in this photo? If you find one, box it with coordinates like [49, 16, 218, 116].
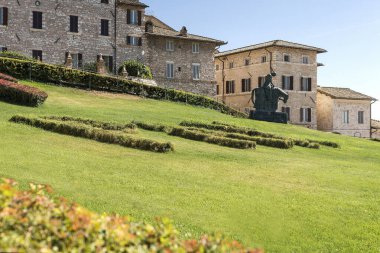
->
[179, 26, 188, 37]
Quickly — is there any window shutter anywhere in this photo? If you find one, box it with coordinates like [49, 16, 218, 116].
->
[3, 7, 8, 26]
[307, 108, 312, 122]
[258, 77, 262, 87]
[248, 78, 251, 90]
[300, 108, 304, 122]
[308, 78, 312, 91]
[127, 36, 131, 45]
[241, 79, 244, 92]
[78, 53, 83, 68]
[109, 56, 113, 73]
[65, 52, 68, 63]
[300, 77, 303, 91]
[290, 76, 294, 90]
[127, 9, 131, 24]
[138, 37, 142, 46]
[232, 81, 235, 93]
[282, 76, 285, 89]
[138, 11, 142, 26]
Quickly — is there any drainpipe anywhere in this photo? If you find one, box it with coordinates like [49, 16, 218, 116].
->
[219, 57, 227, 103]
[113, 0, 117, 75]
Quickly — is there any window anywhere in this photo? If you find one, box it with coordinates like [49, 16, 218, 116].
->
[226, 81, 235, 94]
[127, 9, 141, 25]
[358, 111, 364, 124]
[0, 47, 7, 52]
[100, 19, 109, 36]
[282, 76, 293, 90]
[258, 76, 266, 87]
[343, 110, 349, 124]
[283, 54, 290, 62]
[66, 53, 83, 69]
[101, 0, 109, 3]
[127, 36, 142, 46]
[192, 43, 200, 53]
[282, 107, 290, 121]
[69, 16, 79, 33]
[229, 62, 234, 69]
[215, 64, 219, 71]
[241, 78, 251, 92]
[192, 63, 200, 80]
[32, 50, 42, 61]
[32, 11, 43, 29]
[300, 108, 312, 123]
[302, 56, 309, 64]
[0, 7, 8, 26]
[245, 58, 250, 66]
[166, 62, 174, 79]
[261, 56, 267, 63]
[166, 40, 174, 51]
[300, 77, 312, 91]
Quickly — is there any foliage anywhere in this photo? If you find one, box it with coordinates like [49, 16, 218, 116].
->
[0, 57, 245, 118]
[118, 60, 153, 79]
[170, 127, 256, 149]
[306, 139, 340, 148]
[372, 138, 380, 142]
[0, 72, 18, 83]
[0, 178, 261, 253]
[0, 51, 36, 62]
[224, 133, 294, 149]
[82, 62, 97, 73]
[132, 120, 172, 133]
[10, 115, 173, 153]
[0, 77, 48, 107]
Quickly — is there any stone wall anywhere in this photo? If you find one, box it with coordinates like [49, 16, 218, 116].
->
[316, 92, 334, 131]
[146, 36, 217, 96]
[216, 46, 319, 127]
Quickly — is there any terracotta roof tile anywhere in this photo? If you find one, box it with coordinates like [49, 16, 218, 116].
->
[318, 87, 377, 101]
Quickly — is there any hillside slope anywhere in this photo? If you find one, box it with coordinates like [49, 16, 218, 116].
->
[1, 81, 380, 253]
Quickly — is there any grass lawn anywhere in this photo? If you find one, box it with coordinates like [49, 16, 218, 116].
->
[1, 80, 380, 252]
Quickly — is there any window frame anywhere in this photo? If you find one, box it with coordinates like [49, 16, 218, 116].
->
[101, 0, 109, 4]
[127, 35, 142, 46]
[302, 55, 309, 64]
[300, 77, 312, 91]
[226, 80, 235, 94]
[283, 53, 290, 62]
[69, 15, 79, 33]
[166, 61, 174, 79]
[100, 19, 109, 36]
[32, 50, 43, 61]
[192, 42, 200, 54]
[0, 7, 8, 26]
[358, 111, 364, 124]
[282, 75, 294, 90]
[192, 63, 201, 80]
[300, 107, 312, 123]
[261, 55, 267, 63]
[244, 58, 250, 66]
[32, 11, 43, 29]
[343, 110, 350, 124]
[229, 62, 234, 69]
[241, 78, 251, 93]
[166, 40, 174, 51]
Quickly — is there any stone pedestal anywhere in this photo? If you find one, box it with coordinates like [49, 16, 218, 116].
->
[97, 54, 106, 75]
[249, 110, 288, 124]
[65, 52, 73, 69]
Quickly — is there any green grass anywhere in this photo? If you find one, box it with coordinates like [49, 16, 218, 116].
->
[1, 80, 380, 252]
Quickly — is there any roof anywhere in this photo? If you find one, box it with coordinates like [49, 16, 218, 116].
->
[215, 40, 327, 57]
[145, 15, 226, 45]
[317, 87, 377, 101]
[117, 0, 148, 8]
[372, 119, 380, 129]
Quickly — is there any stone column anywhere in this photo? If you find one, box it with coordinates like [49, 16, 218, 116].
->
[122, 66, 129, 78]
[65, 52, 73, 69]
[97, 54, 106, 75]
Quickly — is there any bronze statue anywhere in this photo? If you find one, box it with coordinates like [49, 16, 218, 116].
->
[250, 73, 289, 123]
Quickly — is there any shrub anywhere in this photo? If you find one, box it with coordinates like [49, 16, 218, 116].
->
[118, 60, 153, 79]
[132, 120, 172, 133]
[0, 72, 18, 83]
[82, 62, 97, 73]
[0, 50, 36, 62]
[224, 133, 294, 149]
[0, 57, 246, 118]
[10, 115, 173, 153]
[0, 78, 48, 106]
[0, 179, 261, 252]
[306, 139, 340, 148]
[372, 138, 380, 142]
[292, 140, 320, 149]
[169, 127, 256, 149]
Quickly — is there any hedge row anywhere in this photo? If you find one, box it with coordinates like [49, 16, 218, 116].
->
[0, 57, 247, 118]
[10, 115, 173, 153]
[306, 139, 340, 148]
[0, 179, 261, 252]
[169, 127, 256, 149]
[293, 140, 320, 149]
[0, 78, 48, 107]
[0, 72, 18, 83]
[371, 138, 380, 142]
[43, 116, 137, 133]
[132, 120, 172, 133]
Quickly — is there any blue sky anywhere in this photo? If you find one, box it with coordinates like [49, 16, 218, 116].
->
[144, 0, 380, 120]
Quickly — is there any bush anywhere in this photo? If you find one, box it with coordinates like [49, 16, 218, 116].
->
[225, 133, 294, 149]
[0, 57, 246, 118]
[132, 120, 172, 133]
[0, 78, 48, 107]
[293, 140, 320, 149]
[82, 62, 97, 73]
[170, 127, 256, 149]
[0, 51, 36, 62]
[306, 139, 340, 148]
[0, 72, 18, 83]
[0, 179, 261, 252]
[118, 60, 153, 79]
[10, 115, 173, 153]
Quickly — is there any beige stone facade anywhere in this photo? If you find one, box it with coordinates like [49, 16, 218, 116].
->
[317, 87, 376, 138]
[372, 120, 380, 139]
[215, 40, 326, 128]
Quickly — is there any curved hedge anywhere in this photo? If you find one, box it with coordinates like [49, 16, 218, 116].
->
[0, 77, 48, 107]
[0, 57, 246, 118]
[10, 115, 173, 153]
[0, 178, 261, 252]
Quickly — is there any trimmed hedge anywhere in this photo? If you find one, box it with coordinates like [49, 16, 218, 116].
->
[224, 133, 294, 149]
[0, 57, 246, 118]
[293, 140, 320, 149]
[306, 139, 340, 148]
[0, 78, 48, 107]
[0, 50, 36, 62]
[44, 116, 137, 133]
[0, 72, 18, 83]
[132, 120, 172, 133]
[170, 127, 256, 149]
[0, 179, 261, 252]
[10, 115, 173, 153]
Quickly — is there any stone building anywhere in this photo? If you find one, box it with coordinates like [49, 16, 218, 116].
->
[215, 40, 326, 129]
[371, 120, 380, 139]
[0, 0, 223, 96]
[317, 87, 377, 138]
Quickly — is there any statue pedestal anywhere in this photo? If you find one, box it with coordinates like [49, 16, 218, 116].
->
[249, 111, 288, 124]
